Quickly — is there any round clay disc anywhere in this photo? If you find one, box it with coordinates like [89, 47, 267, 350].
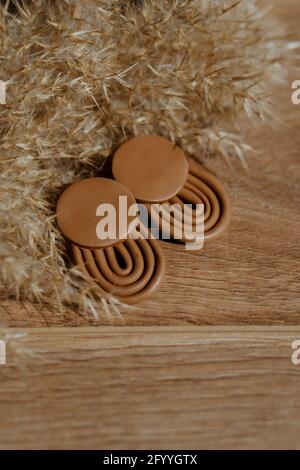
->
[56, 177, 137, 249]
[112, 135, 189, 203]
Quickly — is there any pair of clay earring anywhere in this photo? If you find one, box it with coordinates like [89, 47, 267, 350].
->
[56, 135, 231, 304]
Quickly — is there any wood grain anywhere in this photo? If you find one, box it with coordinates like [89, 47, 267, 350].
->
[0, 327, 300, 450]
[0, 2, 300, 451]
[1, 1, 299, 327]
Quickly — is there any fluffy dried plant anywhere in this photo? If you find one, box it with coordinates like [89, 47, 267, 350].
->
[0, 0, 287, 320]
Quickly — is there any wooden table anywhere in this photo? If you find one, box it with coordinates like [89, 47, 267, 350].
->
[0, 0, 300, 450]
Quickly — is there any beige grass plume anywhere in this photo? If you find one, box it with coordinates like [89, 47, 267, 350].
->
[0, 0, 287, 320]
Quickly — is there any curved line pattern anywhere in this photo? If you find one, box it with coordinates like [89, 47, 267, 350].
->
[72, 233, 165, 305]
[148, 160, 231, 244]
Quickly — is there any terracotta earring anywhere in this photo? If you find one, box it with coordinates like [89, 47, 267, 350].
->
[56, 177, 165, 304]
[56, 137, 230, 304]
[112, 135, 231, 245]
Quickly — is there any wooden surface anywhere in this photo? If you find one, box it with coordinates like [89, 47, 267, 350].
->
[1, 0, 300, 327]
[0, 0, 300, 451]
[1, 327, 300, 450]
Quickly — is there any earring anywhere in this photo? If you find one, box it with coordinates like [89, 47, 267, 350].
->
[56, 177, 165, 304]
[56, 136, 230, 305]
[112, 135, 231, 245]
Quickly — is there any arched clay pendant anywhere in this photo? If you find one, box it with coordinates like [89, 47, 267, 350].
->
[112, 136, 231, 245]
[56, 177, 165, 304]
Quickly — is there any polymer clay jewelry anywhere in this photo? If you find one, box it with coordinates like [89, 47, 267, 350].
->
[56, 177, 165, 304]
[112, 135, 231, 245]
[56, 137, 230, 304]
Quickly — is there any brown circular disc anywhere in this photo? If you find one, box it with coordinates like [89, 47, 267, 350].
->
[147, 159, 231, 246]
[56, 177, 137, 249]
[112, 135, 189, 203]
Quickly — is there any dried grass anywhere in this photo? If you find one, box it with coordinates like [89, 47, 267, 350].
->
[0, 0, 288, 321]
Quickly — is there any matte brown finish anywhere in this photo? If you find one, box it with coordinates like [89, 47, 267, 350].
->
[72, 230, 166, 305]
[112, 135, 189, 203]
[113, 137, 230, 245]
[176, 159, 231, 241]
[56, 177, 136, 249]
[57, 177, 166, 304]
[146, 160, 231, 245]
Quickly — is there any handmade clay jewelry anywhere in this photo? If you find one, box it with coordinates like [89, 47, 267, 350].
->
[112, 135, 189, 203]
[56, 177, 137, 249]
[112, 135, 231, 244]
[56, 177, 165, 304]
